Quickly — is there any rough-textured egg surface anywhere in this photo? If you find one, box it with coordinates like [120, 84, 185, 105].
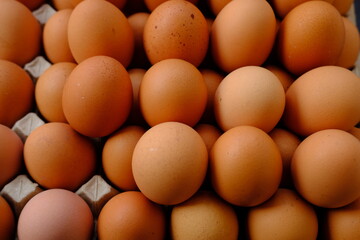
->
[1, 0, 360, 239]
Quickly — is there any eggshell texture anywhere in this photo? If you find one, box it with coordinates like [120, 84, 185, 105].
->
[282, 66, 360, 136]
[291, 129, 360, 208]
[170, 191, 239, 240]
[322, 197, 360, 239]
[276, 1, 345, 76]
[35, 62, 77, 123]
[102, 125, 145, 191]
[97, 191, 166, 240]
[211, 0, 277, 73]
[210, 125, 282, 207]
[214, 66, 285, 132]
[17, 189, 94, 240]
[336, 17, 360, 69]
[24, 122, 96, 191]
[132, 122, 208, 205]
[139, 59, 207, 127]
[0, 0, 41, 66]
[62, 56, 133, 138]
[0, 60, 34, 127]
[332, 0, 353, 15]
[0, 124, 23, 189]
[247, 188, 318, 240]
[68, 0, 134, 67]
[143, 0, 209, 67]
[43, 9, 75, 64]
[144, 0, 199, 12]
[0, 196, 15, 240]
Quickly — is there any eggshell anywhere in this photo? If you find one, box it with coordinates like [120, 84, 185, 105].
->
[211, 0, 277, 72]
[207, 0, 231, 15]
[35, 62, 77, 123]
[143, 0, 209, 67]
[194, 123, 222, 153]
[71, 0, 127, 9]
[265, 65, 295, 92]
[51, 0, 73, 10]
[132, 121, 208, 205]
[0, 196, 15, 240]
[0, 59, 34, 127]
[43, 9, 75, 63]
[97, 191, 166, 240]
[139, 59, 207, 127]
[332, 0, 354, 15]
[0, 0, 41, 66]
[276, 1, 345, 76]
[349, 127, 360, 141]
[0, 124, 23, 189]
[247, 188, 318, 240]
[15, 0, 45, 10]
[210, 125, 282, 207]
[170, 191, 239, 240]
[127, 68, 147, 126]
[282, 66, 360, 136]
[68, 0, 134, 67]
[102, 125, 146, 191]
[24, 122, 96, 191]
[144, 0, 199, 12]
[291, 129, 360, 208]
[214, 66, 285, 132]
[17, 189, 94, 240]
[62, 56, 133, 138]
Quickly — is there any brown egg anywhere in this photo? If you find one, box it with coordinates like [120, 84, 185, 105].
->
[332, 0, 354, 15]
[128, 12, 150, 68]
[0, 124, 23, 189]
[349, 127, 360, 141]
[247, 188, 318, 240]
[14, 0, 45, 10]
[276, 1, 345, 76]
[132, 122, 208, 205]
[269, 128, 301, 188]
[0, 196, 15, 240]
[43, 9, 75, 64]
[210, 125, 282, 207]
[97, 191, 166, 240]
[194, 123, 222, 153]
[127, 68, 147, 126]
[51, 0, 73, 10]
[17, 189, 94, 240]
[144, 0, 199, 11]
[207, 0, 231, 16]
[0, 60, 34, 127]
[102, 125, 146, 191]
[68, 0, 134, 67]
[139, 59, 207, 127]
[336, 17, 360, 69]
[322, 197, 360, 239]
[291, 129, 360, 208]
[62, 56, 133, 138]
[170, 191, 239, 240]
[0, 0, 41, 66]
[214, 66, 285, 132]
[35, 62, 77, 123]
[143, 0, 209, 67]
[24, 122, 96, 191]
[282, 66, 360, 136]
[211, 0, 277, 73]
[265, 65, 295, 92]
[71, 0, 128, 9]
[269, 0, 334, 19]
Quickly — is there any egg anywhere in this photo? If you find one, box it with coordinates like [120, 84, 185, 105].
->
[0, 196, 15, 240]
[24, 122, 96, 191]
[139, 58, 207, 127]
[207, 0, 231, 16]
[51, 0, 73, 10]
[291, 129, 360, 208]
[211, 0, 277, 72]
[349, 127, 360, 141]
[247, 188, 318, 240]
[68, 0, 134, 67]
[170, 191, 239, 240]
[143, 0, 209, 67]
[276, 1, 345, 76]
[17, 189, 94, 240]
[132, 121, 208, 205]
[0, 59, 34, 127]
[332, 0, 354, 15]
[265, 65, 295, 92]
[214, 66, 285, 132]
[144, 0, 199, 12]
[282, 66, 360, 136]
[0, 124, 23, 189]
[97, 191, 166, 240]
[71, 0, 128, 9]
[210, 125, 282, 207]
[102, 125, 145, 191]
[15, 0, 45, 10]
[194, 123, 222, 153]
[0, 0, 41, 66]
[35, 62, 77, 123]
[127, 68, 147, 126]
[62, 56, 133, 138]
[43, 9, 75, 63]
